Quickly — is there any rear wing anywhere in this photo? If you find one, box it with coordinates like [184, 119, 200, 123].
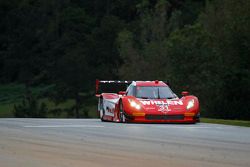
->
[96, 80, 132, 96]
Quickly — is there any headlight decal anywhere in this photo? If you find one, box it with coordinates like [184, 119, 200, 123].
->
[128, 99, 141, 110]
[186, 99, 195, 110]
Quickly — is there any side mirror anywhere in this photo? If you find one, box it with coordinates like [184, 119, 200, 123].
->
[118, 91, 126, 96]
[181, 91, 189, 96]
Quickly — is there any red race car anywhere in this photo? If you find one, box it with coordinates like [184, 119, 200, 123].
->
[96, 80, 200, 123]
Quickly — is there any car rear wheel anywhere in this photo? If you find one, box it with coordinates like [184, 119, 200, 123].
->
[119, 102, 126, 123]
[99, 98, 105, 121]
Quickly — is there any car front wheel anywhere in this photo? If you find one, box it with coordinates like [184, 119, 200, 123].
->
[119, 102, 126, 123]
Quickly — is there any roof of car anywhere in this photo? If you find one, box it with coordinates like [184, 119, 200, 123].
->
[134, 81, 167, 87]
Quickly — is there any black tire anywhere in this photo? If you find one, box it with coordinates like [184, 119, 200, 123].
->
[119, 102, 126, 123]
[195, 113, 200, 123]
[99, 98, 105, 121]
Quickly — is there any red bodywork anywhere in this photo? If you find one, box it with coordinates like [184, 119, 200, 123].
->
[96, 80, 200, 123]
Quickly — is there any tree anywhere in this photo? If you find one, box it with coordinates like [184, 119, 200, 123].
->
[166, 24, 219, 116]
[118, 0, 172, 80]
[199, 0, 250, 119]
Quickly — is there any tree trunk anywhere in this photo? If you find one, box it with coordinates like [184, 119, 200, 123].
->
[75, 93, 80, 118]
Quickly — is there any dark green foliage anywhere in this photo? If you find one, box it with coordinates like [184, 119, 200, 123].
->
[0, 0, 249, 119]
[13, 94, 48, 118]
[198, 0, 250, 119]
[49, 108, 62, 118]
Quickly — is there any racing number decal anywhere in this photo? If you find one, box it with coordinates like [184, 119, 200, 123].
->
[157, 103, 171, 112]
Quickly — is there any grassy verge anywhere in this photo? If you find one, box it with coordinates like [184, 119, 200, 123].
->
[0, 84, 98, 118]
[201, 118, 250, 127]
[0, 104, 14, 117]
[0, 97, 98, 118]
[0, 84, 25, 117]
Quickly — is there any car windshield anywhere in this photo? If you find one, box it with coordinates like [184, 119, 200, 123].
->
[136, 86, 176, 99]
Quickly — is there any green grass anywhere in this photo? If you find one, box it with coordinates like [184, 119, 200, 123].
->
[0, 83, 98, 118]
[0, 84, 25, 117]
[0, 84, 60, 117]
[0, 104, 15, 117]
[86, 105, 98, 118]
[39, 98, 75, 110]
[201, 118, 250, 127]
[39, 98, 75, 118]
[0, 84, 25, 104]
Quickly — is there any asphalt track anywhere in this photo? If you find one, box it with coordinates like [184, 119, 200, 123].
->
[0, 119, 250, 167]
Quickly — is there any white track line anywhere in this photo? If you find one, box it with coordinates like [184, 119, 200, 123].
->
[153, 125, 223, 129]
[24, 125, 104, 128]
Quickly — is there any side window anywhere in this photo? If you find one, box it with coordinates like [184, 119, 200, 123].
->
[127, 86, 135, 96]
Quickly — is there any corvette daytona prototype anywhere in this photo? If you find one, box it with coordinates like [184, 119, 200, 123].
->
[96, 80, 200, 123]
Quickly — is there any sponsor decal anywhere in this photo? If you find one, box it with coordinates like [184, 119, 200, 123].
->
[140, 100, 183, 106]
[106, 107, 115, 114]
[103, 100, 116, 116]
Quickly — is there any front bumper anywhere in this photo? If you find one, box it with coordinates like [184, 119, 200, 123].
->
[124, 113, 198, 123]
